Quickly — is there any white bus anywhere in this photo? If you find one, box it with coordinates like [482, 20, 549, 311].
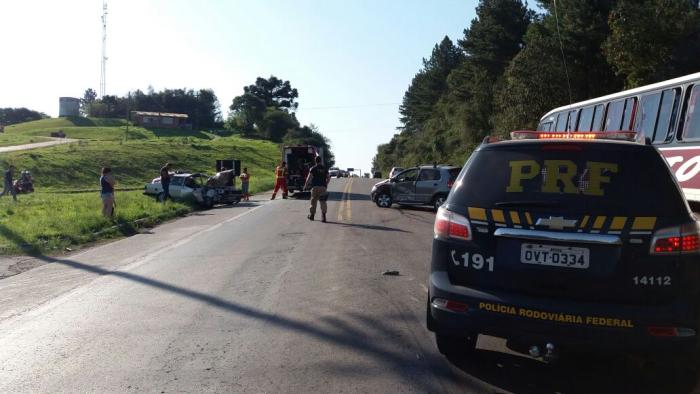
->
[538, 72, 700, 203]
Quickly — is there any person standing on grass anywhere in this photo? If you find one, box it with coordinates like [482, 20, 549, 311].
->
[304, 156, 330, 222]
[0, 165, 17, 202]
[160, 162, 172, 202]
[100, 167, 115, 218]
[240, 167, 250, 201]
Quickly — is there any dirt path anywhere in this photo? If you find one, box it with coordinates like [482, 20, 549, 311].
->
[0, 138, 77, 153]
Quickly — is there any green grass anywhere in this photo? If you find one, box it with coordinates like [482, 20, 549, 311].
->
[4, 117, 127, 134]
[0, 116, 280, 255]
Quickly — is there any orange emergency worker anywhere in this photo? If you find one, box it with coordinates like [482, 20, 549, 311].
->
[271, 161, 288, 200]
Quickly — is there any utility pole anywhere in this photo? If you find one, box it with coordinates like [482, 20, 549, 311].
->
[125, 92, 130, 139]
[100, 0, 108, 98]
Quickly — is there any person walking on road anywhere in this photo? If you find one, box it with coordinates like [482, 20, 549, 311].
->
[100, 167, 115, 218]
[304, 156, 330, 222]
[160, 162, 172, 202]
[271, 161, 288, 200]
[240, 167, 250, 201]
[0, 165, 17, 202]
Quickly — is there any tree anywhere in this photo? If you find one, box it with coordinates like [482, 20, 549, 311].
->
[492, 22, 570, 135]
[81, 88, 97, 116]
[87, 88, 222, 129]
[228, 92, 266, 133]
[446, 0, 531, 142]
[259, 108, 299, 142]
[604, 0, 700, 87]
[246, 76, 299, 111]
[399, 36, 463, 134]
[0, 108, 47, 126]
[229, 76, 300, 138]
[284, 124, 335, 167]
[492, 0, 624, 135]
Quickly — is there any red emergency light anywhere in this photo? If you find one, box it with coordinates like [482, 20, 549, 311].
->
[510, 130, 638, 142]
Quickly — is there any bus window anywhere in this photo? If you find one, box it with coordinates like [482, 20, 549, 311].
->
[591, 104, 604, 131]
[683, 85, 700, 140]
[538, 115, 555, 131]
[566, 110, 578, 131]
[555, 112, 568, 132]
[654, 88, 680, 143]
[637, 92, 661, 140]
[622, 98, 637, 130]
[578, 106, 594, 131]
[604, 100, 625, 131]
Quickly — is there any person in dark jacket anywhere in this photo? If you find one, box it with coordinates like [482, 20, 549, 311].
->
[304, 156, 330, 222]
[100, 167, 115, 217]
[160, 163, 172, 202]
[0, 165, 16, 201]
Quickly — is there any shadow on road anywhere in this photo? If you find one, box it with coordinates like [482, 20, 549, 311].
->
[291, 191, 370, 202]
[445, 347, 700, 394]
[326, 191, 371, 202]
[0, 223, 458, 392]
[323, 221, 409, 233]
[4, 217, 700, 393]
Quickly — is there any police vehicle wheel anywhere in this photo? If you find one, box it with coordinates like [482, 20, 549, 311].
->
[435, 332, 477, 356]
[204, 197, 214, 209]
[433, 195, 447, 212]
[376, 193, 392, 208]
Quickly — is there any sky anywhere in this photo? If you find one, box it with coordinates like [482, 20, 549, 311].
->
[0, 0, 477, 173]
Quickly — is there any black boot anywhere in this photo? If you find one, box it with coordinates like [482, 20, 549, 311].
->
[322, 213, 327, 223]
[307, 214, 314, 221]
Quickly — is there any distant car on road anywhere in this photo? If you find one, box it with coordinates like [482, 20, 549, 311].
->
[371, 165, 461, 211]
[428, 131, 700, 360]
[388, 167, 404, 179]
[329, 167, 340, 177]
[373, 171, 382, 178]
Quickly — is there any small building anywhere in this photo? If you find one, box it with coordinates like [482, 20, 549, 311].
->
[131, 111, 190, 129]
[59, 97, 81, 117]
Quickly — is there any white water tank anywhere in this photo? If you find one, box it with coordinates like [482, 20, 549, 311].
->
[59, 97, 81, 117]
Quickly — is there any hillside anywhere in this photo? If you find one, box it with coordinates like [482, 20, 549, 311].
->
[0, 117, 280, 254]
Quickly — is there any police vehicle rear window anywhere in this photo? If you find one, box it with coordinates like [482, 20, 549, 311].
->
[451, 142, 687, 217]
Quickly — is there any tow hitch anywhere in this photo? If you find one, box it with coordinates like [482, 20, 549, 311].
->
[529, 342, 559, 362]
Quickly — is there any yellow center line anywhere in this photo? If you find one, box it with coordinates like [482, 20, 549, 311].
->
[336, 178, 353, 221]
[344, 178, 353, 221]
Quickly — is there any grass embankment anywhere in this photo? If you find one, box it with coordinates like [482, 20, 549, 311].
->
[0, 117, 279, 254]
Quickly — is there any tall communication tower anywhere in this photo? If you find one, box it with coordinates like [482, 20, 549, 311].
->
[99, 0, 108, 97]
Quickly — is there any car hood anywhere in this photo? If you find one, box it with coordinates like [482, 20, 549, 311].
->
[373, 179, 390, 188]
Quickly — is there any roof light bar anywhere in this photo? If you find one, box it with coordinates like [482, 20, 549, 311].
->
[510, 130, 639, 142]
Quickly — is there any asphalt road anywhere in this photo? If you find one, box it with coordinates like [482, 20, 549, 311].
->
[0, 178, 698, 393]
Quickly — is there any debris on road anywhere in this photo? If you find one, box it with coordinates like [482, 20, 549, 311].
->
[382, 270, 400, 276]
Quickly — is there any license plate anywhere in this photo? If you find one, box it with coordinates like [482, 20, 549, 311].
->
[520, 244, 590, 269]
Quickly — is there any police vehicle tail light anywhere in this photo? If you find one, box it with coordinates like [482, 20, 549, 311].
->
[434, 207, 471, 241]
[647, 326, 696, 338]
[510, 130, 638, 141]
[431, 298, 469, 313]
[650, 222, 700, 255]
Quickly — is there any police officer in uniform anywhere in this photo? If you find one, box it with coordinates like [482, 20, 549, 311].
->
[304, 156, 330, 222]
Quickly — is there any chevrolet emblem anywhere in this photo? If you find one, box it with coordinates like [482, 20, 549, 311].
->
[535, 216, 577, 230]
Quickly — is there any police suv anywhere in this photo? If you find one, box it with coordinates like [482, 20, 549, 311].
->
[428, 130, 700, 359]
